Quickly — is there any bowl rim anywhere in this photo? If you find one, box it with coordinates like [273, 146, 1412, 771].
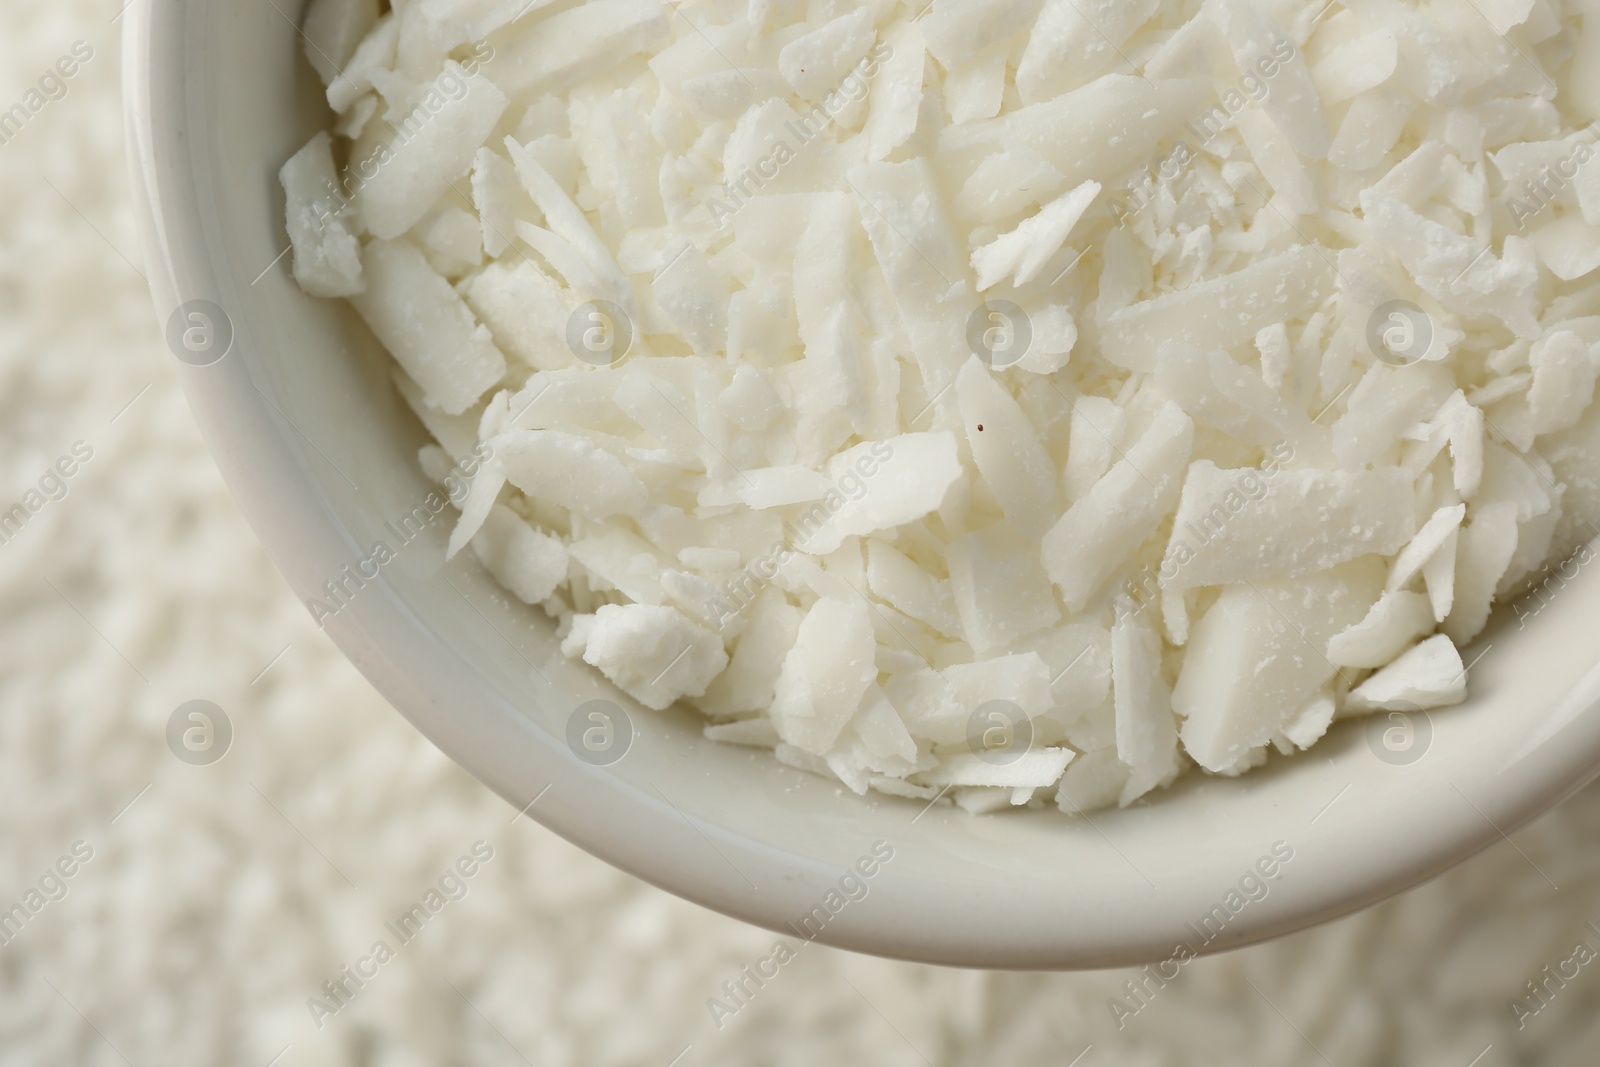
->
[122, 0, 1600, 972]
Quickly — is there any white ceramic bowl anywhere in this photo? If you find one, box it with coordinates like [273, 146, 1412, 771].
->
[123, 1, 1600, 969]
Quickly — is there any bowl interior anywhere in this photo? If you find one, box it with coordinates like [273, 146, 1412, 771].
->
[124, 0, 1600, 968]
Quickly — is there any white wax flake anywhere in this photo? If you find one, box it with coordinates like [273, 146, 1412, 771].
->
[717, 364, 782, 431]
[917, 0, 1046, 69]
[678, 69, 774, 123]
[1530, 216, 1600, 282]
[1013, 304, 1077, 375]
[735, 466, 833, 509]
[1161, 463, 1417, 590]
[1373, 141, 1449, 209]
[1056, 747, 1132, 814]
[505, 137, 636, 317]
[290, 0, 1600, 817]
[1479, 442, 1556, 524]
[1020, 622, 1111, 715]
[470, 148, 529, 259]
[1204, 0, 1329, 159]
[953, 143, 1065, 224]
[863, 21, 925, 161]
[777, 8, 875, 100]
[1423, 526, 1459, 622]
[1343, 0, 1481, 104]
[354, 62, 508, 241]
[1491, 140, 1581, 209]
[769, 598, 878, 755]
[652, 240, 728, 356]
[1278, 690, 1337, 751]
[1153, 343, 1323, 457]
[866, 541, 962, 639]
[961, 74, 1209, 192]
[567, 603, 728, 711]
[1143, 10, 1220, 80]
[698, 589, 801, 717]
[848, 159, 971, 396]
[1234, 108, 1318, 216]
[487, 0, 671, 95]
[613, 367, 702, 460]
[1063, 396, 1125, 501]
[1327, 590, 1436, 669]
[412, 203, 483, 277]
[1443, 502, 1521, 645]
[792, 194, 871, 457]
[1112, 607, 1178, 806]
[464, 261, 573, 372]
[395, 373, 479, 462]
[514, 221, 600, 296]
[1100, 247, 1333, 372]
[280, 133, 364, 298]
[1528, 331, 1600, 437]
[1016, 0, 1158, 105]
[945, 44, 1008, 125]
[1345, 634, 1468, 712]
[948, 523, 1061, 653]
[419, 0, 539, 49]
[446, 455, 506, 558]
[850, 685, 919, 765]
[802, 434, 964, 554]
[1255, 323, 1291, 392]
[327, 14, 395, 113]
[470, 504, 568, 604]
[1436, 391, 1485, 498]
[919, 749, 1075, 790]
[349, 239, 506, 415]
[954, 357, 1059, 537]
[569, 524, 668, 605]
[887, 653, 1054, 745]
[1043, 402, 1194, 612]
[1327, 88, 1413, 172]
[1175, 559, 1386, 774]
[1332, 362, 1457, 471]
[1473, 0, 1539, 36]
[1387, 505, 1467, 594]
[970, 181, 1100, 291]
[1311, 30, 1398, 105]
[494, 429, 648, 520]
[1360, 192, 1540, 339]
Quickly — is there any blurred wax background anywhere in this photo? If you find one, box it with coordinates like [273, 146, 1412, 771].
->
[1, 3, 1599, 1065]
